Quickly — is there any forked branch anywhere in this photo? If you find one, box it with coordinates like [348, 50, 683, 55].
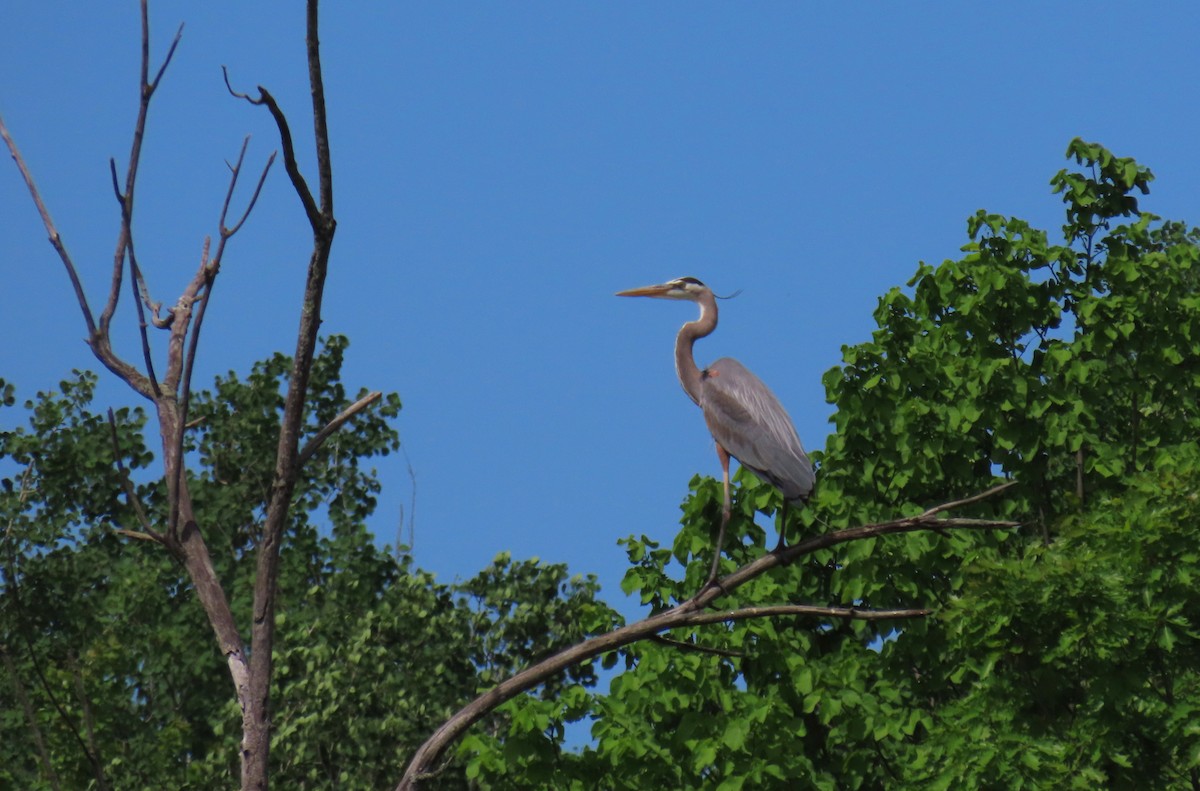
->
[238, 2, 338, 788]
[99, 3, 183, 337]
[396, 481, 1019, 789]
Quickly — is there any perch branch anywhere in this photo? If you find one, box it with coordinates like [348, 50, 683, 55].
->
[678, 604, 931, 627]
[395, 482, 1019, 789]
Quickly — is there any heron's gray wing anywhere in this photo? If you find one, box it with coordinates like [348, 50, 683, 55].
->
[699, 357, 814, 503]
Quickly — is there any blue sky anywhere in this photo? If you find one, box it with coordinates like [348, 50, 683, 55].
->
[4, 4, 1200, 621]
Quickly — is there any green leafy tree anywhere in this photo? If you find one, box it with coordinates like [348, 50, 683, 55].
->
[455, 140, 1200, 790]
[0, 338, 620, 790]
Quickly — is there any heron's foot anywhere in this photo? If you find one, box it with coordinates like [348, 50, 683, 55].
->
[706, 507, 732, 589]
[773, 530, 787, 553]
[773, 501, 791, 554]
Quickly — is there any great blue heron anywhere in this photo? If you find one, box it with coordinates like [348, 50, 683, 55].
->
[617, 276, 814, 581]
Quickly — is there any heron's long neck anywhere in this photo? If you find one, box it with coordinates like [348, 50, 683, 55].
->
[675, 294, 717, 406]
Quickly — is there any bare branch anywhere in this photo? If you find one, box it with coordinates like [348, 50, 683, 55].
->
[100, 0, 156, 333]
[111, 158, 165, 327]
[149, 22, 184, 93]
[168, 141, 275, 537]
[222, 65, 262, 104]
[0, 113, 97, 335]
[223, 148, 277, 237]
[128, 250, 159, 396]
[305, 0, 333, 216]
[1, 112, 153, 396]
[108, 158, 162, 397]
[259, 86, 323, 229]
[395, 482, 1018, 789]
[96, 5, 182, 337]
[224, 67, 321, 230]
[298, 391, 383, 467]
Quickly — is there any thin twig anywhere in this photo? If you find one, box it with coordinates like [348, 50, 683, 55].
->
[109, 156, 167, 329]
[918, 479, 1018, 518]
[650, 634, 744, 658]
[298, 391, 383, 467]
[222, 65, 262, 104]
[149, 23, 184, 92]
[223, 146, 276, 237]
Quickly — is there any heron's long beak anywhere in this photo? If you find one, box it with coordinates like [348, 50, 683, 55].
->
[615, 283, 673, 298]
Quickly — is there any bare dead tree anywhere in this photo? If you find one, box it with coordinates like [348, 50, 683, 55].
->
[396, 481, 1019, 788]
[0, 1, 366, 789]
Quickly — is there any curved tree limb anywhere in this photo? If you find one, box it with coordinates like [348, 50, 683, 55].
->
[223, 67, 322, 230]
[396, 482, 1019, 789]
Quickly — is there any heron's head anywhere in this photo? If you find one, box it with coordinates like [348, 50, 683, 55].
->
[615, 276, 710, 302]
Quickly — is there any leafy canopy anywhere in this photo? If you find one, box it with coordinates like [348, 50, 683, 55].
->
[463, 139, 1200, 790]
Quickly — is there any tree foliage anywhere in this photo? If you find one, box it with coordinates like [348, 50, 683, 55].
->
[459, 140, 1200, 789]
[0, 337, 616, 790]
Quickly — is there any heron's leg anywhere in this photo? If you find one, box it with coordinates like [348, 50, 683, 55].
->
[773, 500, 789, 553]
[707, 444, 733, 585]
